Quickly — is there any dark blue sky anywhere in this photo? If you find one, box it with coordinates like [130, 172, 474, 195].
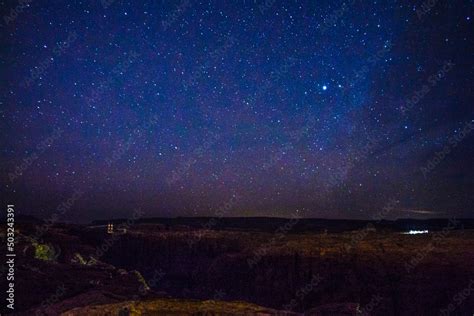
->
[1, 1, 473, 222]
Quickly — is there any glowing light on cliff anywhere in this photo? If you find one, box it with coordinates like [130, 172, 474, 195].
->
[403, 230, 429, 235]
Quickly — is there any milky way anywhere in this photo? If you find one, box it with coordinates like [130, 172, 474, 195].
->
[1, 1, 473, 221]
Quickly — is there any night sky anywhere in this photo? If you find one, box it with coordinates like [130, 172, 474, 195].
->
[1, 1, 473, 222]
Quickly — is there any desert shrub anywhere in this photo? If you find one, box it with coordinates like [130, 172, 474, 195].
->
[34, 243, 57, 261]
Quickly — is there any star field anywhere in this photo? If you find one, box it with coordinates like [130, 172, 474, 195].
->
[1, 0, 473, 222]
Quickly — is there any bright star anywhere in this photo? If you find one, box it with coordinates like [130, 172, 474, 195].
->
[322, 85, 327, 91]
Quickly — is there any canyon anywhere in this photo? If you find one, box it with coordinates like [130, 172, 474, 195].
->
[4, 218, 474, 315]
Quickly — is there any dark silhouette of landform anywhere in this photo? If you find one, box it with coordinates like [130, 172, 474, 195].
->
[4, 216, 474, 315]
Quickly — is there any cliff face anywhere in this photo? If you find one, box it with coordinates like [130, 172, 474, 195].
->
[101, 230, 474, 315]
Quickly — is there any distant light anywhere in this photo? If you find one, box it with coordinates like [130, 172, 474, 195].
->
[322, 85, 327, 91]
[404, 230, 429, 235]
